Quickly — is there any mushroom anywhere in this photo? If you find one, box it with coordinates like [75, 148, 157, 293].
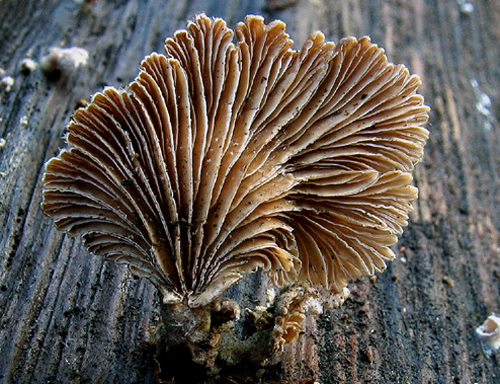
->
[41, 14, 429, 371]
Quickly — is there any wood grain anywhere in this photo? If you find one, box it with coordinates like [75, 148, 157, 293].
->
[2, 0, 500, 383]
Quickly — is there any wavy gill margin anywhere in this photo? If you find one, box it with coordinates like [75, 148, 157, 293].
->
[41, 14, 429, 308]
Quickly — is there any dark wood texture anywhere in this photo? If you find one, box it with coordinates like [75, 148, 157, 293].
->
[2, 0, 500, 383]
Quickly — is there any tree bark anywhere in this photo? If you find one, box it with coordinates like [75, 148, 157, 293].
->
[2, 0, 500, 383]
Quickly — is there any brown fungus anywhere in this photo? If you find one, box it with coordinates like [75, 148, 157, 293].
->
[41, 14, 429, 373]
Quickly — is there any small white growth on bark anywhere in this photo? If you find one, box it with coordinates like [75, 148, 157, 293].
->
[19, 58, 38, 74]
[0, 76, 15, 92]
[476, 314, 500, 356]
[41, 47, 89, 76]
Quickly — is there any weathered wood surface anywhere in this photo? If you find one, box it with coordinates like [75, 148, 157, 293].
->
[2, 0, 500, 383]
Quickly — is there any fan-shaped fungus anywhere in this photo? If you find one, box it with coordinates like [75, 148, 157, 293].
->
[42, 14, 429, 372]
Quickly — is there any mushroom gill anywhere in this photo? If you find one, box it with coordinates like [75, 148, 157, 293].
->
[41, 14, 429, 369]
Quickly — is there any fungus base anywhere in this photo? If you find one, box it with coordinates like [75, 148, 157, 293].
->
[152, 283, 348, 381]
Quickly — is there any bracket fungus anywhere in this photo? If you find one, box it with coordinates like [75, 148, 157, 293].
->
[41, 14, 429, 374]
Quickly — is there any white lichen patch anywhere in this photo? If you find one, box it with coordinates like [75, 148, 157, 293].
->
[0, 138, 6, 149]
[476, 314, 500, 356]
